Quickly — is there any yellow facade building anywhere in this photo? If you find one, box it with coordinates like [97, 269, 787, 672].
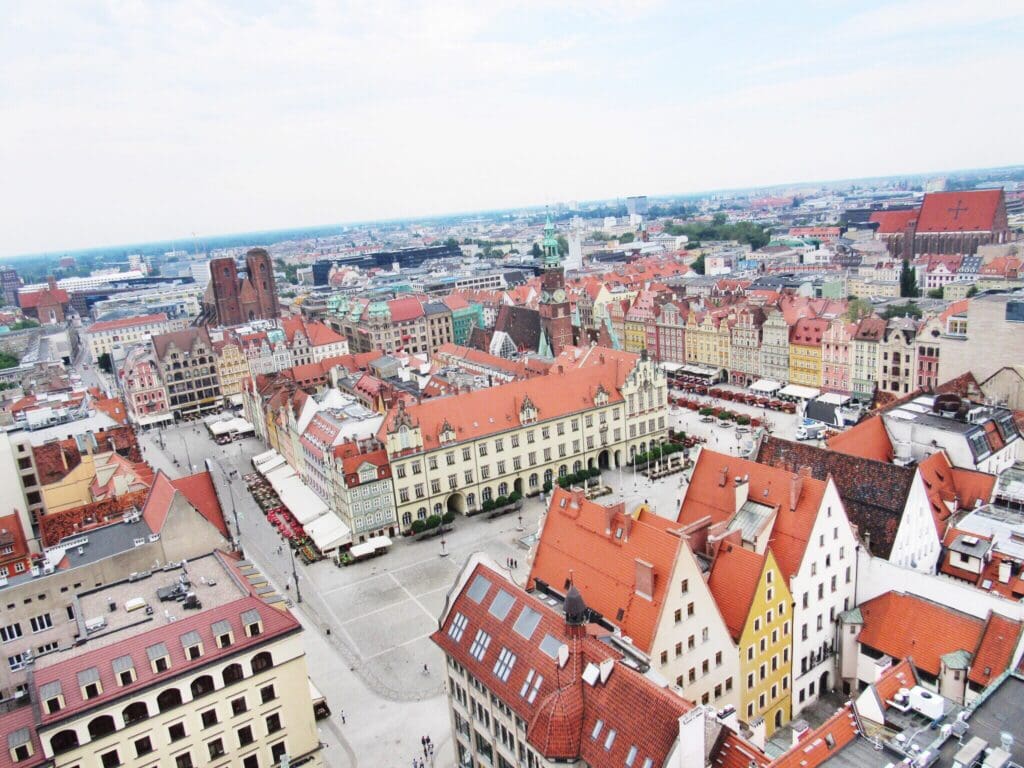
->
[214, 339, 252, 399]
[788, 317, 827, 388]
[709, 542, 793, 736]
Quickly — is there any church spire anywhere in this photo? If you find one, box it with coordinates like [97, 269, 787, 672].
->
[542, 213, 560, 268]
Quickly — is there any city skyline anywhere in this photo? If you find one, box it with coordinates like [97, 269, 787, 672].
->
[3, 0, 1023, 258]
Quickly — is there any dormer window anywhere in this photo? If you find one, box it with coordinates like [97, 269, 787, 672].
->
[77, 667, 102, 699]
[147, 642, 171, 673]
[39, 681, 63, 713]
[241, 609, 262, 638]
[212, 620, 234, 649]
[181, 631, 204, 660]
[112, 655, 136, 686]
[7, 728, 33, 763]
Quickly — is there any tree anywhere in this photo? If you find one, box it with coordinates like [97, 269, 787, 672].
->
[691, 255, 706, 275]
[619, 232, 635, 244]
[899, 258, 919, 298]
[927, 288, 944, 299]
[10, 319, 39, 330]
[966, 284, 979, 298]
[556, 235, 569, 256]
[444, 237, 460, 249]
[97, 352, 113, 373]
[712, 212, 727, 226]
[531, 243, 542, 259]
[844, 298, 873, 321]
[0, 351, 18, 369]
[881, 302, 922, 320]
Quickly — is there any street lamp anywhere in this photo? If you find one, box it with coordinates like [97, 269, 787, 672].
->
[516, 512, 524, 532]
[290, 546, 303, 603]
[440, 536, 448, 558]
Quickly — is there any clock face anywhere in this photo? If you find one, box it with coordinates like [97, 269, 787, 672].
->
[554, 289, 566, 303]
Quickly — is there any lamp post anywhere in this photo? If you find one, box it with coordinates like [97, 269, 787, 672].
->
[226, 474, 243, 558]
[516, 512, 524, 532]
[440, 536, 448, 558]
[290, 546, 302, 603]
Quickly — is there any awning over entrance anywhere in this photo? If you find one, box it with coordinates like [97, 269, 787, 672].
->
[305, 513, 351, 552]
[778, 384, 820, 400]
[749, 379, 782, 394]
[681, 364, 722, 379]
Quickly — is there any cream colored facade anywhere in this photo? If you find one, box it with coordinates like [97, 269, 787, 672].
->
[215, 341, 252, 399]
[847, 276, 899, 299]
[384, 354, 668, 532]
[84, 316, 183, 363]
[651, 543, 740, 710]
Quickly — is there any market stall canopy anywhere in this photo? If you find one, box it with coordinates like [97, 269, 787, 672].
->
[278, 482, 328, 524]
[749, 379, 782, 394]
[305, 514, 351, 552]
[779, 384, 820, 400]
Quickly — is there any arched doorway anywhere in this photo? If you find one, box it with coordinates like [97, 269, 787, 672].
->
[587, 457, 595, 470]
[613, 450, 622, 467]
[774, 710, 783, 730]
[819, 670, 830, 696]
[598, 450, 610, 470]
[447, 493, 466, 515]
[513, 478, 523, 495]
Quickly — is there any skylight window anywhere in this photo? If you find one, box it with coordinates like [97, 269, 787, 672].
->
[493, 647, 516, 682]
[469, 629, 491, 661]
[488, 590, 515, 621]
[539, 633, 562, 659]
[626, 746, 638, 766]
[604, 728, 617, 750]
[591, 719, 604, 740]
[448, 612, 468, 642]
[467, 574, 491, 604]
[512, 606, 542, 640]
[520, 669, 543, 703]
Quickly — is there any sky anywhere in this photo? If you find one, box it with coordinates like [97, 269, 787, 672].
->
[2, 0, 1022, 258]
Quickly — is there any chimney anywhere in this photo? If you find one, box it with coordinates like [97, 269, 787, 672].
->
[998, 560, 1011, 584]
[621, 513, 634, 542]
[46, 276, 57, 291]
[790, 469, 807, 511]
[791, 720, 811, 747]
[734, 475, 749, 514]
[634, 558, 654, 599]
[748, 716, 766, 751]
[603, 504, 617, 533]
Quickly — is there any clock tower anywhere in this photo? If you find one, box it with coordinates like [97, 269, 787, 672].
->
[537, 215, 574, 355]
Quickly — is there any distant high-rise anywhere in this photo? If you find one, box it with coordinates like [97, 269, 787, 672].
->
[204, 248, 279, 326]
[0, 267, 20, 306]
[626, 195, 649, 216]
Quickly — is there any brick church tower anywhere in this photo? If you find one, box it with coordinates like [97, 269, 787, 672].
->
[206, 248, 280, 327]
[537, 216, 574, 356]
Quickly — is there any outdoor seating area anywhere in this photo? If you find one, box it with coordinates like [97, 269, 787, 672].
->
[243, 470, 325, 564]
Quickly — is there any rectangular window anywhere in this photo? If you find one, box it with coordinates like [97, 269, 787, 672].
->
[266, 712, 282, 734]
[169, 722, 187, 742]
[135, 736, 153, 757]
[208, 739, 226, 759]
[260, 684, 276, 703]
[237, 725, 254, 747]
[231, 696, 247, 716]
[201, 708, 219, 728]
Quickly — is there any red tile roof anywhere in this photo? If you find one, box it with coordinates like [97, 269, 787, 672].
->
[141, 471, 177, 533]
[528, 489, 683, 653]
[872, 658, 917, 705]
[968, 613, 1023, 687]
[768, 705, 859, 768]
[171, 471, 229, 537]
[33, 593, 299, 725]
[432, 560, 691, 765]
[917, 451, 995, 537]
[18, 285, 70, 309]
[827, 415, 894, 463]
[857, 592, 986, 677]
[869, 209, 919, 234]
[710, 730, 771, 768]
[708, 542, 766, 641]
[915, 190, 1004, 233]
[790, 317, 828, 346]
[388, 296, 425, 322]
[87, 313, 168, 333]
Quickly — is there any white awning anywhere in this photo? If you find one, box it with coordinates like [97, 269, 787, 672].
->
[265, 464, 298, 490]
[135, 412, 174, 426]
[749, 379, 782, 394]
[228, 394, 244, 406]
[349, 537, 392, 558]
[252, 449, 278, 466]
[659, 362, 684, 373]
[779, 384, 820, 400]
[306, 514, 351, 552]
[209, 417, 254, 436]
[278, 482, 328, 524]
[817, 392, 850, 405]
[256, 455, 286, 475]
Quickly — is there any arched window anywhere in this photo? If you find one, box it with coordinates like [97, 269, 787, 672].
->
[544, 469, 553, 484]
[122, 702, 149, 726]
[466, 492, 476, 509]
[50, 730, 79, 754]
[529, 473, 538, 488]
[222, 663, 244, 686]
[433, 503, 442, 516]
[417, 507, 427, 520]
[190, 674, 215, 698]
[481, 486, 492, 502]
[157, 688, 183, 712]
[402, 511, 412, 526]
[558, 465, 568, 477]
[573, 460, 582, 473]
[251, 652, 273, 675]
[498, 482, 508, 497]
[88, 715, 116, 740]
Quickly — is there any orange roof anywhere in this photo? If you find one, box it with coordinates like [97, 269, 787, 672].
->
[171, 471, 228, 537]
[857, 592, 984, 676]
[711, 731, 771, 768]
[141, 471, 177, 534]
[679, 450, 826, 579]
[968, 613, 1023, 687]
[827, 415, 893, 463]
[379, 348, 638, 450]
[91, 394, 129, 424]
[87, 312, 167, 333]
[872, 658, 917, 705]
[708, 542, 766, 641]
[528, 489, 683, 653]
[916, 190, 1004, 233]
[768, 705, 859, 768]
[917, 451, 995, 537]
[869, 209, 919, 234]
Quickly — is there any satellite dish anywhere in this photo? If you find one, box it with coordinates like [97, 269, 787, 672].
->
[557, 644, 569, 669]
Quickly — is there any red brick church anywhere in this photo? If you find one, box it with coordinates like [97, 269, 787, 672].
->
[870, 189, 1011, 258]
[203, 248, 280, 327]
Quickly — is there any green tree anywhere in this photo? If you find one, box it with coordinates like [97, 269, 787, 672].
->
[445, 237, 460, 249]
[10, 319, 39, 330]
[844, 298, 873, 321]
[619, 232, 635, 244]
[691, 255, 706, 275]
[881, 302, 922, 320]
[530, 243, 542, 259]
[97, 352, 113, 373]
[712, 212, 727, 226]
[556, 235, 569, 256]
[927, 288, 944, 299]
[899, 259, 919, 298]
[0, 351, 18, 369]
[966, 285, 979, 297]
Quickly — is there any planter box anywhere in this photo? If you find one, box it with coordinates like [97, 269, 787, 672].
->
[486, 499, 524, 519]
[413, 523, 453, 541]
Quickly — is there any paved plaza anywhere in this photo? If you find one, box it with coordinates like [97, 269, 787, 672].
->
[128, 394, 809, 767]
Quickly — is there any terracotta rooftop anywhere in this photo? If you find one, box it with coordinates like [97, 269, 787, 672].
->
[528, 489, 683, 654]
[87, 313, 168, 333]
[171, 471, 229, 538]
[707, 541, 765, 641]
[432, 559, 691, 765]
[915, 190, 1004, 234]
[869, 209, 919, 234]
[826, 415, 894, 463]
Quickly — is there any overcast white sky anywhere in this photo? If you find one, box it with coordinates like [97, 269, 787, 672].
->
[1, 0, 1021, 257]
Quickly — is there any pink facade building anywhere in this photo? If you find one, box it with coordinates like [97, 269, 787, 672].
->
[821, 319, 855, 394]
[120, 346, 171, 426]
